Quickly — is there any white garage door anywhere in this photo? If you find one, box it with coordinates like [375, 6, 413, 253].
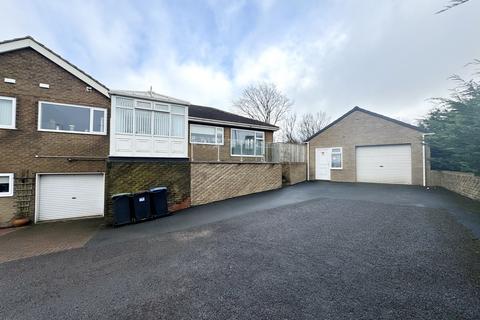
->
[356, 145, 412, 184]
[37, 174, 105, 222]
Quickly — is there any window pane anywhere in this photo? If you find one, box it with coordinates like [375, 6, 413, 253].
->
[0, 98, 13, 126]
[332, 148, 341, 153]
[171, 114, 184, 137]
[191, 125, 216, 143]
[231, 130, 255, 155]
[135, 109, 152, 134]
[93, 110, 105, 133]
[331, 153, 342, 168]
[41, 103, 90, 132]
[154, 111, 169, 136]
[116, 108, 133, 134]
[0, 176, 10, 193]
[171, 106, 185, 114]
[137, 101, 152, 109]
[255, 139, 264, 155]
[154, 103, 169, 112]
[116, 97, 134, 108]
[216, 128, 224, 144]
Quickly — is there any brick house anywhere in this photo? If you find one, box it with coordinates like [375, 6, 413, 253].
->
[0, 37, 110, 226]
[0, 36, 280, 226]
[306, 107, 430, 186]
[106, 90, 279, 221]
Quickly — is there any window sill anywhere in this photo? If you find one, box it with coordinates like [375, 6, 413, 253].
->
[38, 129, 107, 136]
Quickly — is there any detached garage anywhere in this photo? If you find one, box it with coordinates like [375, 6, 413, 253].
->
[307, 107, 429, 186]
[35, 174, 105, 222]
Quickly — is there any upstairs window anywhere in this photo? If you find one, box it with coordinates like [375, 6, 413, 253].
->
[114, 97, 186, 138]
[190, 124, 224, 145]
[0, 96, 16, 129]
[0, 173, 14, 197]
[39, 101, 106, 135]
[231, 129, 264, 156]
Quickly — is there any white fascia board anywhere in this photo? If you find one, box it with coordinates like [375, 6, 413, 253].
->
[188, 116, 279, 131]
[0, 38, 109, 97]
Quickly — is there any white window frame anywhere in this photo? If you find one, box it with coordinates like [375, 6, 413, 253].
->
[114, 98, 187, 139]
[38, 101, 107, 135]
[230, 128, 265, 157]
[190, 124, 224, 145]
[331, 147, 343, 170]
[0, 173, 14, 197]
[0, 96, 16, 129]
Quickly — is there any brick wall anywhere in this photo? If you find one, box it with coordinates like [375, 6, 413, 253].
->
[429, 170, 480, 201]
[0, 48, 110, 225]
[106, 159, 191, 223]
[308, 110, 426, 185]
[282, 163, 307, 185]
[191, 162, 282, 206]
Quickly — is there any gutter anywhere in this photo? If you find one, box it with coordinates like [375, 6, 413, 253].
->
[422, 133, 435, 187]
[306, 142, 310, 181]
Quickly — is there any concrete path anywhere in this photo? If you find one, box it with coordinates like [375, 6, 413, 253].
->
[0, 218, 102, 263]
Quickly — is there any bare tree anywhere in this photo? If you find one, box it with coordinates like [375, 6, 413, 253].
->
[233, 82, 293, 125]
[298, 111, 330, 142]
[436, 0, 470, 13]
[281, 113, 299, 143]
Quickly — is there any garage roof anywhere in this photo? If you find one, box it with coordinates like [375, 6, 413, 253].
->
[306, 106, 426, 142]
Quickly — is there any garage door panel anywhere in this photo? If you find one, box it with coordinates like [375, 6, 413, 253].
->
[356, 145, 412, 184]
[38, 174, 104, 221]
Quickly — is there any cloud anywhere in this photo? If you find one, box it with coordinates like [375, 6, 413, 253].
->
[1, 0, 479, 125]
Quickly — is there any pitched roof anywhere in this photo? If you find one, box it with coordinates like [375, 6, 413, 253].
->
[306, 106, 426, 142]
[109, 90, 190, 105]
[189, 105, 279, 131]
[0, 36, 109, 97]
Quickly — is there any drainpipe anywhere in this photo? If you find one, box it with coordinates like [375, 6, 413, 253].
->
[422, 133, 435, 187]
[306, 142, 310, 181]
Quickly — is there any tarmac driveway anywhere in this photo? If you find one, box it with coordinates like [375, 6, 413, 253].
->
[0, 182, 479, 319]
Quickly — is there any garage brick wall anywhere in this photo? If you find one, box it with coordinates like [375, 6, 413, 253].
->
[429, 170, 480, 201]
[282, 163, 307, 185]
[106, 159, 191, 224]
[308, 110, 426, 185]
[0, 48, 110, 225]
[191, 162, 282, 206]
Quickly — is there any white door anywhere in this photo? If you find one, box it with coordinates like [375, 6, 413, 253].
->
[356, 145, 412, 184]
[37, 174, 105, 222]
[315, 148, 331, 180]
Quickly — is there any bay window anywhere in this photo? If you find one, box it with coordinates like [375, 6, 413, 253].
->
[38, 101, 106, 134]
[231, 128, 264, 156]
[114, 96, 186, 138]
[190, 124, 224, 145]
[0, 96, 16, 129]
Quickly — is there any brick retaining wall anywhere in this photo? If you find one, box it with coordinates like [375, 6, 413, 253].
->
[106, 159, 191, 223]
[282, 163, 307, 185]
[191, 162, 282, 206]
[429, 170, 480, 201]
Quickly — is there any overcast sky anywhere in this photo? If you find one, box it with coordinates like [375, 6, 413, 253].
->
[1, 0, 479, 123]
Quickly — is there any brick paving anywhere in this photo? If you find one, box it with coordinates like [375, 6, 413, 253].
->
[0, 218, 102, 264]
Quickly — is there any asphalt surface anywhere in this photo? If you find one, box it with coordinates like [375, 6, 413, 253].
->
[1, 182, 480, 319]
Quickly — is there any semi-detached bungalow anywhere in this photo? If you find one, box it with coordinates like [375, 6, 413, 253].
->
[0, 36, 280, 227]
